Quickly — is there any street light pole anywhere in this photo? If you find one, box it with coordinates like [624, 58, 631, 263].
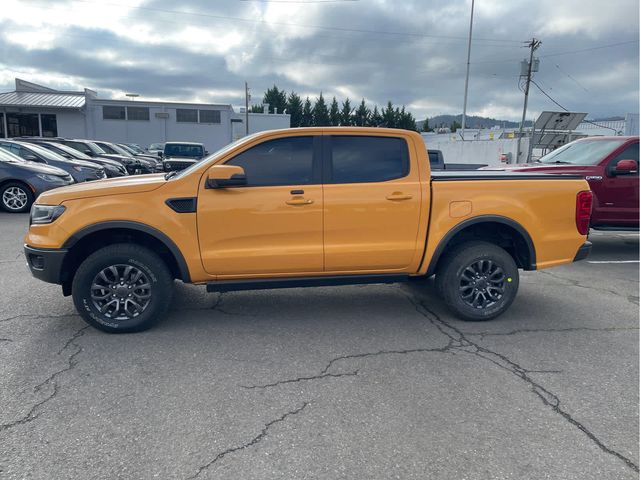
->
[460, 0, 475, 140]
[245, 81, 250, 136]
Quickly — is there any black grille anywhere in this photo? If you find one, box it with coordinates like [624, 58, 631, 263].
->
[164, 160, 195, 171]
[165, 197, 197, 213]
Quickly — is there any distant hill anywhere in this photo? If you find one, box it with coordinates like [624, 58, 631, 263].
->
[424, 114, 531, 130]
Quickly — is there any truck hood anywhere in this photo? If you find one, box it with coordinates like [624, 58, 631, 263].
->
[480, 163, 595, 175]
[37, 173, 166, 204]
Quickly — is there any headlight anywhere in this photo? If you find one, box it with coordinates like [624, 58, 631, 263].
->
[36, 173, 66, 183]
[30, 204, 66, 225]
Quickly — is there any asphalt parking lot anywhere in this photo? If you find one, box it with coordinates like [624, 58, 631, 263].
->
[0, 211, 638, 479]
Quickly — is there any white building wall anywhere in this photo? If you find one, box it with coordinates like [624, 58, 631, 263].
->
[422, 134, 527, 166]
[55, 110, 86, 138]
[230, 112, 291, 141]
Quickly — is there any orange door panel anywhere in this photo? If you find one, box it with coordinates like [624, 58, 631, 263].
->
[196, 135, 323, 276]
[323, 135, 423, 272]
[197, 185, 323, 275]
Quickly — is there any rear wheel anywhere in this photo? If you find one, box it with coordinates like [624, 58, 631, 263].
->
[72, 244, 174, 333]
[1, 182, 34, 213]
[436, 241, 519, 321]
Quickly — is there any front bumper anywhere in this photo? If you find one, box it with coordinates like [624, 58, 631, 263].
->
[24, 245, 68, 284]
[573, 241, 592, 262]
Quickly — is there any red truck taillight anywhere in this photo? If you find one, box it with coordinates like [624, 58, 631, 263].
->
[576, 190, 593, 235]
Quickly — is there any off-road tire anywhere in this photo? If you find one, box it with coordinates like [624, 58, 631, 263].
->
[72, 244, 173, 333]
[435, 241, 519, 321]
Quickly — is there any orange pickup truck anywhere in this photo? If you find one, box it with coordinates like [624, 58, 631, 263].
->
[24, 127, 592, 332]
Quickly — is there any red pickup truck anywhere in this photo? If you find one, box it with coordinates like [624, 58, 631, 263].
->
[482, 136, 639, 230]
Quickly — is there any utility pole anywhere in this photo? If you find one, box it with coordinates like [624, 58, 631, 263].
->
[516, 37, 541, 163]
[244, 81, 250, 136]
[460, 0, 475, 141]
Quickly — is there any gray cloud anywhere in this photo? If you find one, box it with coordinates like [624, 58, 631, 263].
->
[0, 0, 637, 120]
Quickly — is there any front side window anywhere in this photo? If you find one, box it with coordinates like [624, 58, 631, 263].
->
[103, 106, 125, 120]
[176, 109, 198, 123]
[127, 106, 149, 121]
[329, 136, 409, 183]
[226, 136, 314, 187]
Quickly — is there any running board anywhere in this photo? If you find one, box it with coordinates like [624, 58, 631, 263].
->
[206, 274, 410, 293]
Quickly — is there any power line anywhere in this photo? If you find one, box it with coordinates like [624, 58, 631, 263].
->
[60, 0, 522, 44]
[553, 63, 589, 92]
[472, 40, 637, 64]
[530, 79, 622, 133]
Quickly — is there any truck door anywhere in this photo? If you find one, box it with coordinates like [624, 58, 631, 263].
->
[596, 141, 639, 226]
[197, 135, 324, 276]
[322, 134, 424, 272]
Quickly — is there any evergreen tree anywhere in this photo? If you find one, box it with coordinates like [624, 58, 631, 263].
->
[287, 91, 303, 127]
[421, 118, 431, 132]
[354, 98, 369, 126]
[250, 105, 263, 113]
[301, 97, 313, 127]
[329, 97, 340, 126]
[340, 98, 352, 126]
[381, 101, 397, 128]
[262, 85, 287, 114]
[313, 92, 330, 126]
[370, 105, 382, 126]
[451, 120, 462, 132]
[397, 106, 417, 131]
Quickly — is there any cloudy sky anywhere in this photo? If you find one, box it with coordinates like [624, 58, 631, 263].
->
[1, 0, 638, 121]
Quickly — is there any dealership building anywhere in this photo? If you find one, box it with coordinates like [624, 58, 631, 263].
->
[0, 78, 289, 151]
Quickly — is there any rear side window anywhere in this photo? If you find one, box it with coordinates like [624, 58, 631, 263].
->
[226, 136, 314, 186]
[329, 136, 409, 183]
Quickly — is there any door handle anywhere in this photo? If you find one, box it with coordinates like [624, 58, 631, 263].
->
[286, 198, 314, 206]
[386, 193, 413, 201]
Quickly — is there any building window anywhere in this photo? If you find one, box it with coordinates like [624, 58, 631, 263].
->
[7, 113, 39, 137]
[199, 110, 221, 124]
[103, 106, 125, 120]
[176, 109, 198, 123]
[127, 106, 149, 121]
[0, 114, 4, 138]
[41, 114, 57, 137]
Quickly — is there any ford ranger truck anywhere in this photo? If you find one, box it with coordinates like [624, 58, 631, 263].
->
[24, 128, 593, 333]
[481, 136, 639, 231]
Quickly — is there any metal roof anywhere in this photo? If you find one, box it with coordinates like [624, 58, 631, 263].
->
[0, 91, 86, 109]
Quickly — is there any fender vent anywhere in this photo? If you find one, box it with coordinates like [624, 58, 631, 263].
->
[165, 197, 197, 213]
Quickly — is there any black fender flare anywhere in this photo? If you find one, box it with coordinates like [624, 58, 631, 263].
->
[63, 221, 191, 282]
[425, 215, 537, 276]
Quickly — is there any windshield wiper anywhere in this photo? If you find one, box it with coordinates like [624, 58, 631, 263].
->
[164, 171, 177, 180]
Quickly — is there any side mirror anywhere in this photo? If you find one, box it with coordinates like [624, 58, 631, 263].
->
[23, 154, 41, 162]
[206, 165, 246, 188]
[84, 149, 94, 156]
[612, 159, 638, 175]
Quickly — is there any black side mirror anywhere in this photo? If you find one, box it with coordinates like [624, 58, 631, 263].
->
[207, 174, 247, 188]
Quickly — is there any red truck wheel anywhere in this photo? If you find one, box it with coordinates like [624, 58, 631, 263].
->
[436, 241, 519, 321]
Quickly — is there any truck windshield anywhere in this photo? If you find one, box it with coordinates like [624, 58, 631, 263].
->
[539, 139, 626, 165]
[165, 144, 204, 157]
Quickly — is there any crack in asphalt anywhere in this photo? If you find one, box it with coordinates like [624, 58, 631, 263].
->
[0, 313, 79, 324]
[241, 370, 359, 389]
[539, 270, 636, 303]
[467, 326, 640, 339]
[0, 325, 89, 433]
[400, 289, 639, 474]
[186, 402, 309, 479]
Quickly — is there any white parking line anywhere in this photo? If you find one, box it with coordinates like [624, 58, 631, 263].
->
[587, 260, 640, 264]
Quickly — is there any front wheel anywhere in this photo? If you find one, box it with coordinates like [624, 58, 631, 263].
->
[436, 241, 519, 321]
[72, 244, 174, 333]
[1, 182, 34, 213]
